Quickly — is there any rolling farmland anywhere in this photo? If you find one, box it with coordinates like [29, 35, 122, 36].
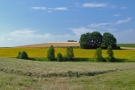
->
[0, 43, 135, 89]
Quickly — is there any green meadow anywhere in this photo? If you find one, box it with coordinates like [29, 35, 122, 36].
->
[0, 58, 135, 90]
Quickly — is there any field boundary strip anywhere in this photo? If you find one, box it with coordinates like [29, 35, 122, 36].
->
[0, 67, 135, 78]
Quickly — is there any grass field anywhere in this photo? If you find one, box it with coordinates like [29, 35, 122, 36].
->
[1, 70, 135, 90]
[118, 43, 135, 48]
[0, 47, 135, 61]
[0, 58, 135, 90]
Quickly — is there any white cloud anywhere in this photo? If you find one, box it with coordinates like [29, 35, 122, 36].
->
[89, 22, 112, 27]
[54, 7, 68, 10]
[115, 29, 135, 43]
[0, 36, 5, 42]
[82, 3, 108, 8]
[31, 7, 47, 10]
[70, 27, 95, 36]
[114, 14, 120, 17]
[31, 6, 68, 12]
[81, 2, 116, 9]
[116, 18, 132, 24]
[0, 29, 78, 47]
[121, 6, 127, 9]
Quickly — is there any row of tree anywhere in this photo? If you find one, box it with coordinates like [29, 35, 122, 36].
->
[79, 31, 119, 49]
[16, 46, 74, 61]
[16, 45, 116, 62]
[47, 45, 74, 61]
[95, 46, 115, 62]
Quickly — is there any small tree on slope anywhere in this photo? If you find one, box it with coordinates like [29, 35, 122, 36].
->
[19, 51, 29, 59]
[95, 47, 104, 62]
[47, 45, 55, 61]
[66, 47, 74, 61]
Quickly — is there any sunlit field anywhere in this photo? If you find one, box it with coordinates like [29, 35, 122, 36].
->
[0, 47, 135, 61]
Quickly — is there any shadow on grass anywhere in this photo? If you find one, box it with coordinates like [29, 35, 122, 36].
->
[26, 57, 129, 62]
[72, 58, 95, 62]
[115, 58, 127, 62]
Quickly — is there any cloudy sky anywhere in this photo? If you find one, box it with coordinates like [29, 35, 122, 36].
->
[0, 0, 134, 47]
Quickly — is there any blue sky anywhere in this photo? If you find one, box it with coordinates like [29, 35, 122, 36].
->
[0, 0, 135, 47]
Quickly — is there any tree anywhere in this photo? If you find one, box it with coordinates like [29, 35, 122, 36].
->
[102, 32, 117, 49]
[79, 31, 102, 49]
[19, 51, 28, 59]
[91, 31, 102, 48]
[67, 40, 77, 42]
[94, 47, 104, 62]
[66, 47, 74, 61]
[17, 52, 21, 59]
[57, 53, 63, 61]
[79, 32, 92, 49]
[106, 46, 115, 62]
[47, 45, 55, 61]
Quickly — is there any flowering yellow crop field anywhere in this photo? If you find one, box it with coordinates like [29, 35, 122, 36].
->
[0, 47, 135, 61]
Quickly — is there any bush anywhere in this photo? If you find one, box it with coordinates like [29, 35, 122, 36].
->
[65, 47, 74, 61]
[17, 52, 21, 59]
[94, 47, 104, 62]
[47, 45, 55, 61]
[106, 46, 115, 62]
[57, 53, 63, 61]
[18, 51, 29, 59]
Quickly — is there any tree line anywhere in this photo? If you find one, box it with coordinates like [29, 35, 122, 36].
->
[79, 31, 120, 49]
[47, 45, 74, 61]
[17, 45, 115, 62]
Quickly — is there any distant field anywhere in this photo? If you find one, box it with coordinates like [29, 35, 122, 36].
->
[16, 42, 80, 47]
[0, 58, 135, 90]
[118, 43, 135, 48]
[0, 47, 135, 61]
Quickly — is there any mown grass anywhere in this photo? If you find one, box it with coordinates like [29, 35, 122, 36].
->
[118, 43, 135, 48]
[0, 58, 135, 90]
[0, 47, 135, 62]
[1, 58, 135, 77]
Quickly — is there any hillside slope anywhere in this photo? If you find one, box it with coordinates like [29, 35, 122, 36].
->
[16, 42, 80, 47]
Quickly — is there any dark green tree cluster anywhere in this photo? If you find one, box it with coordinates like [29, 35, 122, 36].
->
[79, 31, 119, 49]
[95, 46, 115, 62]
[102, 32, 117, 49]
[47, 45, 74, 61]
[17, 51, 28, 59]
[67, 40, 77, 42]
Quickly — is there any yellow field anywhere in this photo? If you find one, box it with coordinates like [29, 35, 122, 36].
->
[0, 47, 135, 61]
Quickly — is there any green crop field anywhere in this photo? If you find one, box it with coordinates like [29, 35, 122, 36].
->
[118, 43, 135, 48]
[0, 58, 135, 90]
